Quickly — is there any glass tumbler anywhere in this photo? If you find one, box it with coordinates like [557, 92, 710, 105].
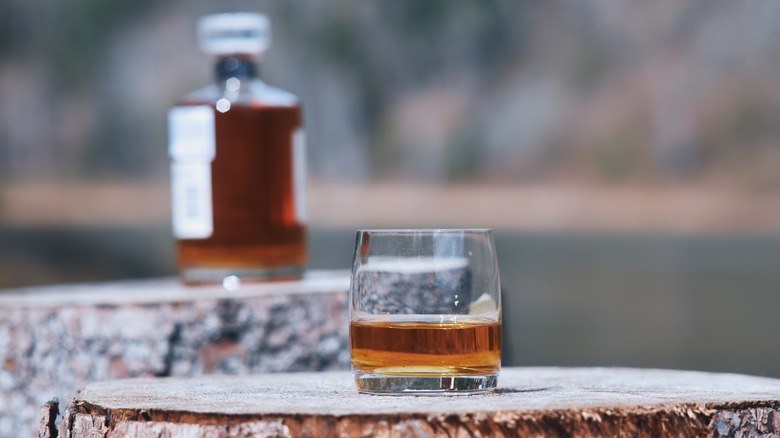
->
[349, 229, 502, 395]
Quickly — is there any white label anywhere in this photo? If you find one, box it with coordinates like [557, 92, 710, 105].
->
[293, 128, 307, 222]
[170, 162, 213, 239]
[168, 105, 216, 239]
[168, 106, 216, 162]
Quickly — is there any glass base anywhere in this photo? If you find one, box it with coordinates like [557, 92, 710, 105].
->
[180, 266, 304, 285]
[354, 373, 498, 395]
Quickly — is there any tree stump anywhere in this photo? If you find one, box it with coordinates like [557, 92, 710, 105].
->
[59, 367, 780, 437]
[0, 273, 350, 437]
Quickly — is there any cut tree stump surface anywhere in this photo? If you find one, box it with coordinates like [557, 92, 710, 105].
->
[0, 272, 350, 437]
[0, 272, 349, 308]
[62, 367, 780, 437]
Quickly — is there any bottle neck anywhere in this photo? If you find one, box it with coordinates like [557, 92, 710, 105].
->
[214, 56, 258, 82]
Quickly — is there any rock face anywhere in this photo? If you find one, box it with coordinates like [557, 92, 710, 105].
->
[0, 273, 350, 437]
[57, 368, 780, 437]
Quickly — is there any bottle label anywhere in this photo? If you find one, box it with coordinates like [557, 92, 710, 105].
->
[168, 105, 216, 239]
[293, 128, 307, 222]
[170, 162, 213, 238]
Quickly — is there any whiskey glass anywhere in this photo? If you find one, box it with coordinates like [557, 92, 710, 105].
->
[349, 229, 501, 395]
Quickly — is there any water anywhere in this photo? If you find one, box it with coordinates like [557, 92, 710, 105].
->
[2, 226, 779, 377]
[313, 230, 780, 378]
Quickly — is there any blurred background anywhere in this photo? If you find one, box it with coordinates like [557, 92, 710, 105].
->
[1, 0, 779, 376]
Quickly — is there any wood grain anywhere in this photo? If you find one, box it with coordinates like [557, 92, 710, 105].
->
[60, 367, 780, 437]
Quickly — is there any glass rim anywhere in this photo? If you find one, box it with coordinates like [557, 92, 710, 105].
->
[356, 228, 493, 234]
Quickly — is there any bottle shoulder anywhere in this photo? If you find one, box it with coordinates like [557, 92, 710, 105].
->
[178, 80, 298, 107]
[248, 81, 298, 106]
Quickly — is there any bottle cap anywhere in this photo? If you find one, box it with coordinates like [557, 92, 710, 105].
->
[197, 13, 270, 56]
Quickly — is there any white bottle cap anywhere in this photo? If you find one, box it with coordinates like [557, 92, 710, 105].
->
[197, 13, 270, 56]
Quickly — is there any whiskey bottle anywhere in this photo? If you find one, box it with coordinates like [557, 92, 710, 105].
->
[168, 13, 307, 284]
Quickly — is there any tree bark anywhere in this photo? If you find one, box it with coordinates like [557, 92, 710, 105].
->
[38, 398, 59, 438]
[59, 367, 780, 437]
[0, 273, 349, 437]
